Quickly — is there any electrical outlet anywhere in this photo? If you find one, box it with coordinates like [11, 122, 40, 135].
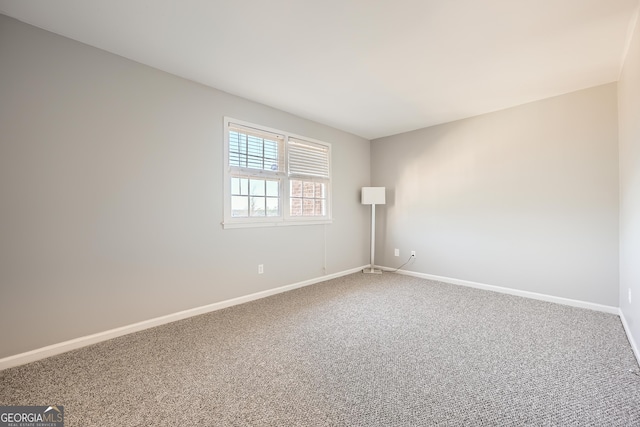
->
[258, 264, 264, 274]
[629, 288, 632, 304]
[411, 251, 416, 257]
[394, 248, 399, 257]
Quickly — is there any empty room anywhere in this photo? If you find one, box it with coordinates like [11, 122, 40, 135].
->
[1, 1, 639, 425]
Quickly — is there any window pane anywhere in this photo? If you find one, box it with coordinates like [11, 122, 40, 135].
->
[303, 181, 315, 198]
[264, 139, 278, 156]
[288, 179, 328, 218]
[250, 197, 266, 216]
[266, 160, 278, 171]
[231, 178, 249, 196]
[229, 128, 281, 172]
[229, 132, 248, 168]
[239, 178, 249, 195]
[231, 196, 248, 217]
[250, 180, 265, 196]
[264, 140, 278, 171]
[229, 153, 240, 168]
[232, 132, 247, 153]
[247, 156, 263, 170]
[266, 197, 279, 217]
[229, 131, 240, 152]
[303, 199, 314, 216]
[290, 198, 302, 216]
[290, 180, 303, 197]
[266, 180, 279, 197]
[247, 135, 263, 156]
[231, 177, 240, 195]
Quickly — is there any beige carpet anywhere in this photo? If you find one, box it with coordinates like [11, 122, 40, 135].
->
[1, 273, 639, 426]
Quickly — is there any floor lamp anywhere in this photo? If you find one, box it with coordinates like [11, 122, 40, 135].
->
[362, 187, 386, 274]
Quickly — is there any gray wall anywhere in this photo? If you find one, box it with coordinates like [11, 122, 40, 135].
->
[0, 15, 371, 359]
[619, 14, 640, 355]
[371, 84, 619, 306]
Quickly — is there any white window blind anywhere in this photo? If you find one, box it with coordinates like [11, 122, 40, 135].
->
[288, 138, 330, 178]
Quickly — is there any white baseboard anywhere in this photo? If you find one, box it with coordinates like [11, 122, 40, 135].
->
[0, 265, 368, 371]
[619, 310, 640, 365]
[379, 266, 620, 315]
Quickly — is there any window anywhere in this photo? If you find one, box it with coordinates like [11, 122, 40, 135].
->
[223, 117, 331, 228]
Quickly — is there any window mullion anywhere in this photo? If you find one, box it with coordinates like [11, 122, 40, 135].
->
[243, 133, 248, 168]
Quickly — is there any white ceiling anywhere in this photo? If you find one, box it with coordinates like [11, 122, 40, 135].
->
[1, 0, 639, 139]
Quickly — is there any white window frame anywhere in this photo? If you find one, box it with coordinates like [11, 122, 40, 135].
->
[223, 117, 332, 229]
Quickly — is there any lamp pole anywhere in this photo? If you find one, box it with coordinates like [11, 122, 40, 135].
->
[362, 187, 385, 274]
[369, 203, 377, 273]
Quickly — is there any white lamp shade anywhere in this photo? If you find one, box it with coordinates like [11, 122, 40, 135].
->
[362, 187, 386, 205]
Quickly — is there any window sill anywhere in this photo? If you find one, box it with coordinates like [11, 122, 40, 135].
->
[222, 219, 332, 229]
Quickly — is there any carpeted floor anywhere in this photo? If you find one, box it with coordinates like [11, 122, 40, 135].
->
[1, 273, 639, 426]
